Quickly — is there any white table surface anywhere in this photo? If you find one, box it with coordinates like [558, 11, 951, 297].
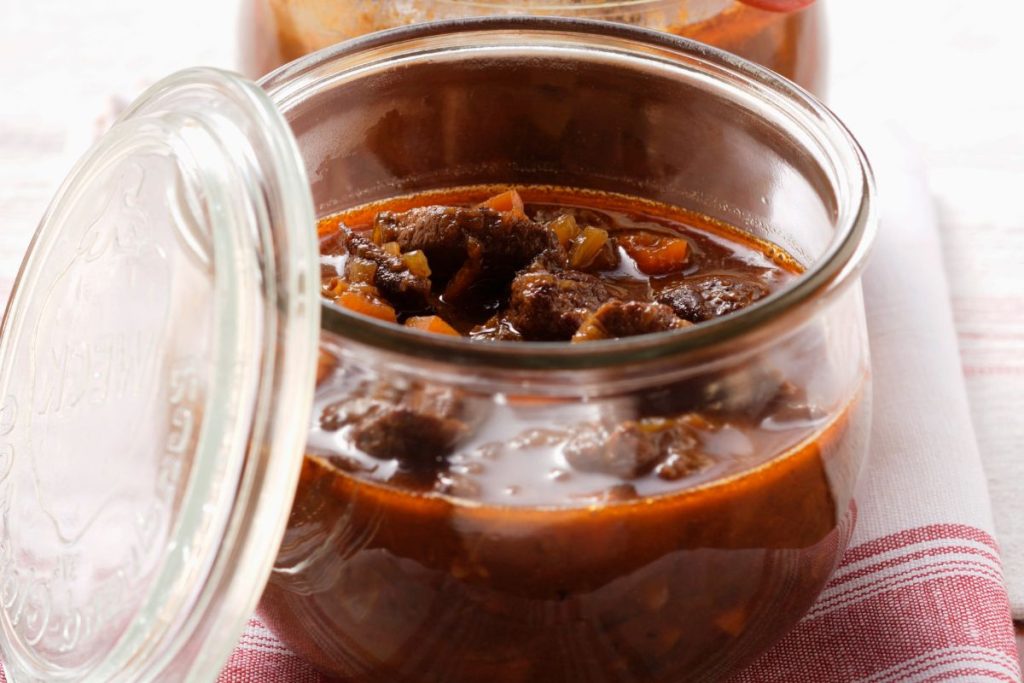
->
[1, 0, 1022, 646]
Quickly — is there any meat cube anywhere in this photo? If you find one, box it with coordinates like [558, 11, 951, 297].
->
[527, 244, 570, 272]
[657, 274, 769, 323]
[343, 230, 431, 309]
[469, 211, 559, 276]
[374, 205, 556, 283]
[563, 418, 702, 480]
[572, 300, 690, 342]
[353, 408, 467, 468]
[323, 380, 476, 475]
[504, 270, 612, 341]
[374, 206, 475, 279]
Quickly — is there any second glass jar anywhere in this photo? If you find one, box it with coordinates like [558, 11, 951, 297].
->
[240, 0, 827, 92]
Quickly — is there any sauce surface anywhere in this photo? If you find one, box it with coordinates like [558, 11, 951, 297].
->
[318, 186, 800, 339]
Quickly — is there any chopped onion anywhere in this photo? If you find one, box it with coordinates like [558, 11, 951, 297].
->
[570, 227, 610, 269]
[346, 258, 378, 284]
[402, 250, 432, 277]
[549, 214, 580, 248]
[322, 277, 349, 298]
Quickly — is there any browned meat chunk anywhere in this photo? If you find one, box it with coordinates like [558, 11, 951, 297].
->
[374, 206, 474, 279]
[353, 408, 467, 468]
[322, 381, 473, 474]
[563, 418, 706, 480]
[503, 270, 612, 341]
[572, 300, 690, 342]
[471, 212, 559, 277]
[374, 205, 556, 283]
[657, 274, 769, 323]
[343, 230, 431, 309]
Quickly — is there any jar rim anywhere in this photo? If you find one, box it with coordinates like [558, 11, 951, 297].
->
[261, 16, 876, 371]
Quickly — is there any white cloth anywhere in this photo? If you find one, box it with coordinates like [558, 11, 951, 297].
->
[826, 1, 1024, 620]
[854, 123, 996, 541]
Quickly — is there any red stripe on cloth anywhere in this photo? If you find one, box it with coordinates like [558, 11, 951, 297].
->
[921, 673, 1018, 683]
[826, 544, 1002, 589]
[839, 524, 1000, 566]
[732, 574, 1017, 681]
[807, 564, 1008, 620]
[865, 649, 1020, 682]
[0, 533, 1012, 681]
[730, 525, 1020, 682]
[206, 524, 1018, 682]
[922, 669, 1019, 683]
[217, 649, 326, 683]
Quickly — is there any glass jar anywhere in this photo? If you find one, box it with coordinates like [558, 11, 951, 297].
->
[257, 18, 869, 682]
[0, 17, 871, 683]
[239, 0, 827, 92]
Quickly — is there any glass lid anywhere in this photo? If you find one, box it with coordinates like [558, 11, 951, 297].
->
[0, 68, 319, 682]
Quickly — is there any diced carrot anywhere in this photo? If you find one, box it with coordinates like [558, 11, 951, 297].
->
[479, 189, 527, 219]
[345, 258, 377, 284]
[620, 233, 690, 275]
[405, 315, 460, 336]
[336, 291, 397, 323]
[322, 277, 348, 298]
[317, 222, 337, 238]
